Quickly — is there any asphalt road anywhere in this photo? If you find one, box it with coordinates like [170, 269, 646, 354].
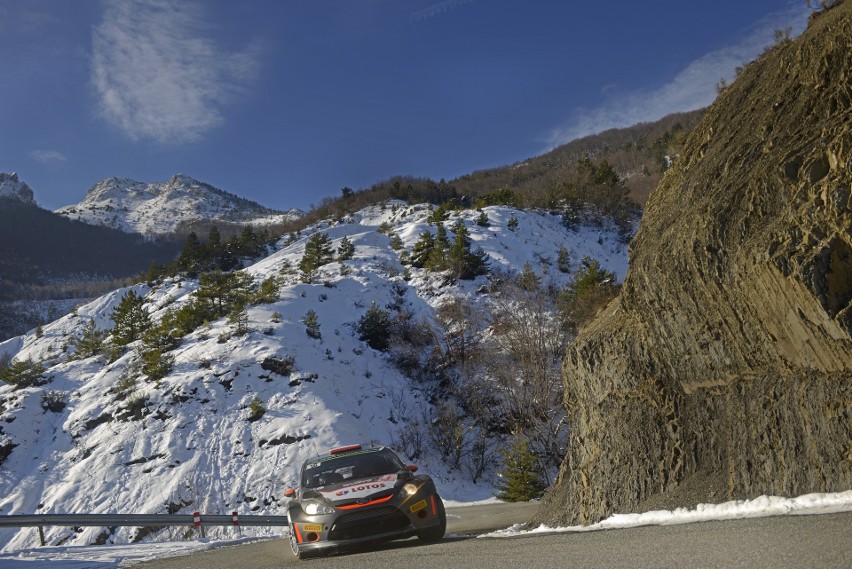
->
[131, 506, 851, 569]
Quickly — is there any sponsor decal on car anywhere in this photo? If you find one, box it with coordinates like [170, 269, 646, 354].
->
[409, 499, 427, 513]
[302, 524, 323, 532]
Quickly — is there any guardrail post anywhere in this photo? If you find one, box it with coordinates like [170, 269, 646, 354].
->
[232, 511, 241, 537]
[37, 526, 45, 546]
[193, 511, 205, 538]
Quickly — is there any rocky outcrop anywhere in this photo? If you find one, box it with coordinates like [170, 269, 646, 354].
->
[0, 173, 35, 205]
[535, 3, 851, 526]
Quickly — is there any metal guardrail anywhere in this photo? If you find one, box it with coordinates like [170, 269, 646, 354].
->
[0, 514, 289, 528]
[0, 513, 290, 546]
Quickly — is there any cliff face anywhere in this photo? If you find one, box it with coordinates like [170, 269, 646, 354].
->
[535, 3, 851, 526]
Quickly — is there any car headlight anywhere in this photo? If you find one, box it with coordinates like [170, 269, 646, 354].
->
[402, 483, 419, 496]
[303, 501, 335, 516]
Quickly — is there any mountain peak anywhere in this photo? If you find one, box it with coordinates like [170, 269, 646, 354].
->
[56, 174, 302, 237]
[0, 172, 36, 205]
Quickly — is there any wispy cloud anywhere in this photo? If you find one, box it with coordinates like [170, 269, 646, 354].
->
[91, 0, 261, 144]
[544, 4, 810, 149]
[410, 0, 476, 23]
[30, 149, 68, 164]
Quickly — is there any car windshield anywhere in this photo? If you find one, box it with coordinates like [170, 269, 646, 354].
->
[301, 449, 405, 489]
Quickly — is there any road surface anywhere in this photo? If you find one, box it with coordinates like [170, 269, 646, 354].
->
[131, 505, 851, 568]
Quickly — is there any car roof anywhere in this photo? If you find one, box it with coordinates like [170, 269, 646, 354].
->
[301, 446, 389, 467]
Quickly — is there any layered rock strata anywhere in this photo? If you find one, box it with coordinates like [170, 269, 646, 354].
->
[535, 2, 851, 526]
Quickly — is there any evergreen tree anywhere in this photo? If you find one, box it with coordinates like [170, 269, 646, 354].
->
[447, 221, 489, 280]
[557, 246, 571, 274]
[496, 437, 546, 502]
[300, 232, 335, 283]
[70, 319, 108, 360]
[476, 211, 490, 227]
[356, 301, 394, 351]
[518, 263, 541, 291]
[507, 215, 519, 232]
[178, 232, 204, 276]
[195, 270, 255, 319]
[388, 232, 404, 251]
[408, 231, 435, 268]
[337, 235, 355, 261]
[301, 309, 321, 340]
[140, 348, 173, 382]
[0, 359, 47, 389]
[426, 224, 450, 270]
[253, 276, 280, 304]
[228, 305, 250, 336]
[111, 290, 151, 346]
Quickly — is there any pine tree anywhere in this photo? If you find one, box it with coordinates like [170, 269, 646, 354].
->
[426, 224, 450, 270]
[447, 221, 489, 280]
[507, 215, 519, 232]
[389, 232, 404, 251]
[476, 211, 490, 227]
[228, 305, 250, 336]
[408, 231, 435, 268]
[300, 232, 335, 283]
[356, 301, 393, 351]
[178, 232, 204, 276]
[70, 319, 108, 360]
[496, 437, 546, 502]
[337, 235, 355, 261]
[111, 290, 151, 346]
[0, 359, 47, 389]
[195, 270, 255, 319]
[301, 309, 321, 340]
[253, 276, 280, 304]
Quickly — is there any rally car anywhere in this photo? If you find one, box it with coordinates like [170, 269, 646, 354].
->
[283, 444, 446, 559]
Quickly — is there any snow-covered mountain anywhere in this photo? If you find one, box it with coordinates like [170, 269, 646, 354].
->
[55, 174, 303, 237]
[0, 173, 35, 205]
[0, 202, 629, 551]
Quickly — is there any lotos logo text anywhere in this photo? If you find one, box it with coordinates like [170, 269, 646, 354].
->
[336, 483, 385, 496]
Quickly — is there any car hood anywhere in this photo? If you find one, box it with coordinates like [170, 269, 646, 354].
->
[314, 473, 400, 504]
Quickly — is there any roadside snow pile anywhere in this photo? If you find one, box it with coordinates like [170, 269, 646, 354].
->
[481, 490, 852, 537]
[0, 203, 630, 552]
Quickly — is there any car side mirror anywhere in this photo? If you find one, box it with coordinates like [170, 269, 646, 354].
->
[407, 465, 418, 472]
[284, 488, 296, 498]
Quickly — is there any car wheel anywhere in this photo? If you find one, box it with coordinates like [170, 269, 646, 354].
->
[417, 494, 447, 543]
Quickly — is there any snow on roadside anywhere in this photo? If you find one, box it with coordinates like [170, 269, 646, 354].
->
[480, 490, 852, 538]
[0, 491, 849, 567]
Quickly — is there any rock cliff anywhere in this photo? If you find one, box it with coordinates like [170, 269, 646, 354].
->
[534, 2, 851, 526]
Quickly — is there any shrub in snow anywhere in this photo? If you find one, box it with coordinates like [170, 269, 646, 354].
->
[247, 395, 265, 422]
[356, 301, 393, 351]
[41, 390, 66, 413]
[0, 359, 48, 390]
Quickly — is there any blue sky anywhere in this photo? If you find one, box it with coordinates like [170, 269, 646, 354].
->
[1, 0, 811, 212]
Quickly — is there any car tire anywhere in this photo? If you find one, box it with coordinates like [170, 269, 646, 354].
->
[417, 494, 447, 543]
[288, 524, 317, 559]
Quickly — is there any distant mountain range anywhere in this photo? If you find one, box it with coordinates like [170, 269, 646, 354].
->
[55, 174, 303, 238]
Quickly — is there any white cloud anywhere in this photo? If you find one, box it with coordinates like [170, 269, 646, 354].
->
[30, 149, 67, 163]
[91, 0, 261, 144]
[544, 4, 811, 149]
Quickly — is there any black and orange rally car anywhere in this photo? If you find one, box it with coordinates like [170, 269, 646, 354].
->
[284, 444, 446, 559]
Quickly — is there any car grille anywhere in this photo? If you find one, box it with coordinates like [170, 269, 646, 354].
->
[329, 506, 411, 540]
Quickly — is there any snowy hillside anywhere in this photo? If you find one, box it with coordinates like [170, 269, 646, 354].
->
[0, 202, 628, 551]
[54, 174, 302, 237]
[0, 173, 35, 205]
